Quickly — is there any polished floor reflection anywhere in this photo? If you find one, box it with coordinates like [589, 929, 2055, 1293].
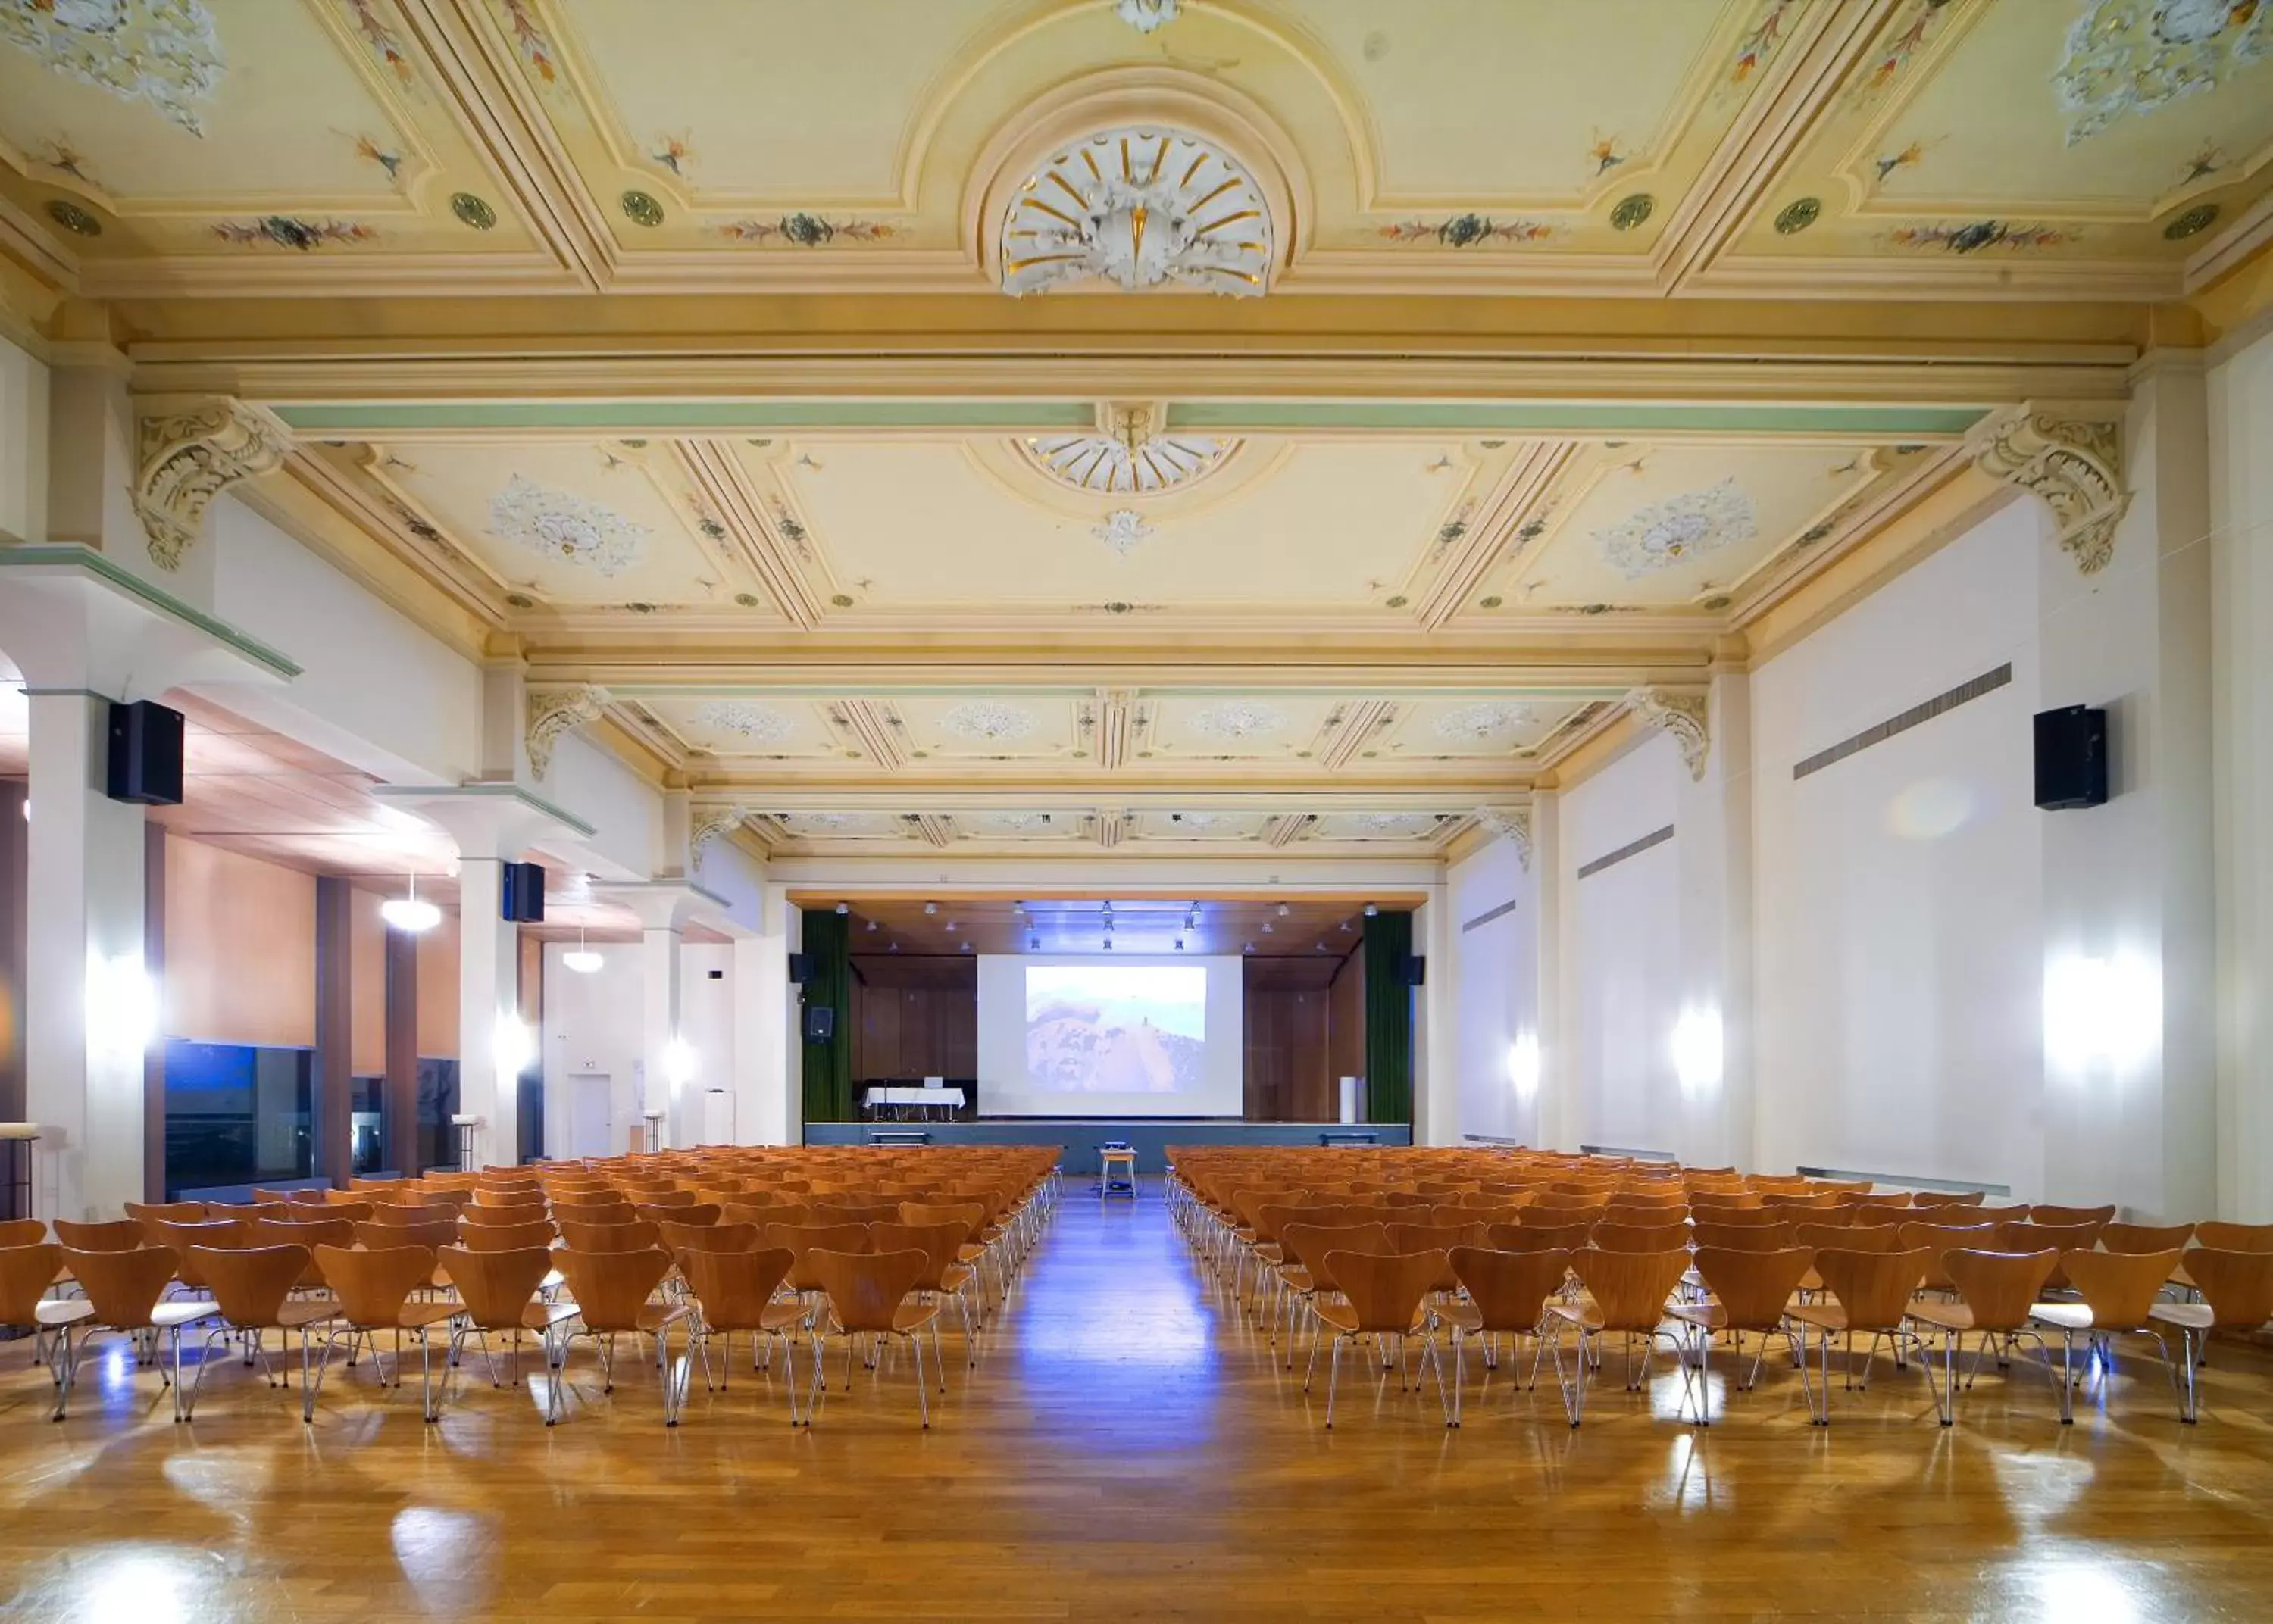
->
[3, 1189, 2271, 1621]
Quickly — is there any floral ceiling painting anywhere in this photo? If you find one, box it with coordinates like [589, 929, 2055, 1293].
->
[487, 475, 651, 576]
[1, 0, 224, 136]
[1594, 478, 1758, 579]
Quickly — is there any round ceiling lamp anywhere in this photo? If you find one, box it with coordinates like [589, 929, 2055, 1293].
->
[380, 873, 441, 934]
[564, 923, 602, 975]
[1000, 127, 1272, 298]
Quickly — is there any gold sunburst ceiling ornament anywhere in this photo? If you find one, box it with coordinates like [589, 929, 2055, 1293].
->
[1022, 402, 1237, 495]
[1000, 128, 1273, 297]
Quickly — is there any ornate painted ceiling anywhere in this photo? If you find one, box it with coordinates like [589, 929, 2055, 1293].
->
[4, 0, 2265, 869]
[2, 0, 2266, 297]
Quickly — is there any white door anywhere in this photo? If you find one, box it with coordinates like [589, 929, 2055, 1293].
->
[566, 1073, 614, 1160]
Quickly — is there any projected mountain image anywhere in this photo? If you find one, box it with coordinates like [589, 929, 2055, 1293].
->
[1025, 965, 1208, 1094]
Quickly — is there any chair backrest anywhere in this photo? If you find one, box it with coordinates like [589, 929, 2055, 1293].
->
[2176, 1248, 2273, 1331]
[760, 1222, 874, 1291]
[677, 1246, 797, 1332]
[192, 1245, 311, 1329]
[54, 1217, 144, 1252]
[556, 1218, 661, 1252]
[632, 1188, 699, 1210]
[63, 1245, 180, 1329]
[2100, 1221, 2196, 1254]
[1911, 1190, 1989, 1210]
[1690, 1221, 1794, 1253]
[808, 1247, 928, 1335]
[2193, 1220, 2273, 1252]
[1938, 1248, 2059, 1333]
[252, 1216, 355, 1251]
[1568, 1247, 1690, 1334]
[662, 1220, 757, 1257]
[1385, 1221, 1477, 1257]
[553, 1248, 674, 1333]
[1591, 1221, 1690, 1254]
[639, 1202, 721, 1229]
[1491, 1220, 1592, 1253]
[2030, 1204, 2116, 1229]
[355, 1216, 458, 1251]
[147, 1219, 243, 1287]
[1811, 1247, 1931, 1332]
[366, 1201, 461, 1227]
[1993, 1220, 2100, 1254]
[455, 1219, 556, 1253]
[314, 1245, 436, 1327]
[900, 1200, 987, 1233]
[1279, 1223, 1391, 1294]
[1321, 1249, 1445, 1335]
[0, 1242, 62, 1326]
[0, 1219, 45, 1248]
[459, 1203, 550, 1229]
[1796, 1222, 1900, 1254]
[868, 1220, 971, 1291]
[2060, 1248, 2184, 1330]
[1447, 1245, 1571, 1334]
[473, 1185, 544, 1207]
[436, 1245, 553, 1330]
[1689, 1246, 1815, 1332]
[126, 1201, 205, 1225]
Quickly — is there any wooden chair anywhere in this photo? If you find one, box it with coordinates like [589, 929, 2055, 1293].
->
[0, 1242, 88, 1418]
[305, 1245, 455, 1421]
[1307, 1249, 1452, 1429]
[178, 1245, 336, 1420]
[1442, 1246, 1570, 1426]
[126, 1201, 205, 1226]
[436, 1245, 576, 1391]
[549, 1248, 689, 1426]
[1912, 1191, 1989, 1210]
[2151, 1249, 2273, 1422]
[1897, 1221, 1998, 1294]
[1591, 1220, 1690, 1254]
[1787, 1248, 1931, 1425]
[1668, 1246, 1814, 1425]
[678, 1245, 803, 1422]
[638, 1201, 720, 1229]
[1795, 1222, 1901, 1254]
[459, 1203, 550, 1229]
[0, 1219, 45, 1248]
[870, 1220, 979, 1377]
[454, 1219, 557, 1254]
[249, 1216, 355, 1291]
[2028, 1248, 2188, 1423]
[145, 1218, 245, 1295]
[660, 1219, 755, 1257]
[2031, 1204, 2117, 1229]
[805, 1248, 940, 1428]
[1994, 1221, 2103, 1291]
[1690, 1221, 1794, 1254]
[1904, 1249, 2062, 1425]
[1487, 1220, 1591, 1254]
[557, 1218, 661, 1253]
[54, 1245, 211, 1419]
[1278, 1222, 1391, 1374]
[1545, 1247, 1692, 1426]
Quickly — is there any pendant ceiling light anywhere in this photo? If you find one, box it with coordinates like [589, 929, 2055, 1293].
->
[380, 873, 441, 933]
[563, 922, 602, 975]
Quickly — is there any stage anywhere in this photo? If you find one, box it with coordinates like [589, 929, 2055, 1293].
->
[802, 1118, 1412, 1174]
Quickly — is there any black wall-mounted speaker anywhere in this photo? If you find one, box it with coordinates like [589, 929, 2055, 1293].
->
[786, 952, 817, 985]
[1401, 954, 1427, 988]
[106, 700, 183, 806]
[2034, 704, 2109, 810]
[500, 860, 546, 922]
[803, 1004, 836, 1042]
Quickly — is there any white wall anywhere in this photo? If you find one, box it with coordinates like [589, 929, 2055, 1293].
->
[1752, 499, 2046, 1195]
[2210, 316, 2273, 1220]
[1446, 835, 1538, 1146]
[198, 494, 484, 785]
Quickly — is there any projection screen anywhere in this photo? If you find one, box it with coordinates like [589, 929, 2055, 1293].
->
[976, 954, 1245, 1117]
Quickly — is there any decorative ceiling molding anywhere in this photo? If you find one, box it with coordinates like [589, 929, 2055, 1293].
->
[1970, 406, 2129, 576]
[1024, 402, 1234, 495]
[525, 682, 610, 779]
[1097, 688, 1136, 770]
[999, 126, 1274, 298]
[1627, 686, 1712, 781]
[673, 441, 822, 628]
[1416, 442, 1578, 629]
[830, 698, 907, 771]
[1472, 804, 1534, 871]
[1320, 699, 1396, 771]
[133, 398, 292, 571]
[689, 801, 755, 859]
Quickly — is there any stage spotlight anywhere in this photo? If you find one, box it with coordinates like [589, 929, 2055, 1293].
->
[1277, 902, 1290, 917]
[1102, 937, 1114, 951]
[1029, 935, 1040, 951]
[835, 901, 849, 915]
[1363, 902, 1378, 917]
[924, 901, 939, 916]
[1174, 938, 1185, 951]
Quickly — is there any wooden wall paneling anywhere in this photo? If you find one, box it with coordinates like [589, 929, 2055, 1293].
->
[849, 957, 975, 1079]
[161, 835, 317, 1049]
[1243, 957, 1337, 1122]
[349, 885, 388, 1076]
[414, 909, 459, 1059]
[314, 876, 352, 1188]
[1327, 950, 1367, 1115]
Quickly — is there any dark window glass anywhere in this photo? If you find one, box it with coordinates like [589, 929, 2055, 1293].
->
[415, 1057, 460, 1174]
[162, 1041, 313, 1198]
[349, 1074, 386, 1176]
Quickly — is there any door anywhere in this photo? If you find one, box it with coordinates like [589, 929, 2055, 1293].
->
[564, 1073, 614, 1160]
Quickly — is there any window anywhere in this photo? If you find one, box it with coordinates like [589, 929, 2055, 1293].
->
[163, 1042, 313, 1198]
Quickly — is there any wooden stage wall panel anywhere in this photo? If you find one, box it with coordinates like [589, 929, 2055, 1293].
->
[851, 955, 977, 1080]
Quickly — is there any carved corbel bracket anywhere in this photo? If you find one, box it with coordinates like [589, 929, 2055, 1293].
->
[1627, 686, 1710, 782]
[133, 398, 292, 571]
[1971, 406, 2129, 576]
[1471, 804, 1534, 871]
[525, 684, 610, 780]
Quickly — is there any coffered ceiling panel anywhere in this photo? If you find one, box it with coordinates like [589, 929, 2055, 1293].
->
[743, 435, 1488, 620]
[633, 695, 848, 764]
[1370, 696, 1598, 763]
[891, 692, 1090, 762]
[1478, 440, 1937, 614]
[336, 439, 779, 614]
[1716, 0, 2273, 285]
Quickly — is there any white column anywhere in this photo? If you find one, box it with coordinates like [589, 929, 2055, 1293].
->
[643, 924, 685, 1145]
[1672, 670, 1756, 1172]
[23, 692, 148, 1219]
[1412, 894, 1458, 1145]
[732, 882, 793, 1144]
[454, 855, 523, 1170]
[1539, 789, 1582, 1154]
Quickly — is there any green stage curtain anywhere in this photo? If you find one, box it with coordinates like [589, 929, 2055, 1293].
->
[799, 909, 854, 1124]
[1362, 910, 1414, 1125]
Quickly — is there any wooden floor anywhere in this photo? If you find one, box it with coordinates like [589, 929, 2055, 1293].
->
[4, 1190, 2272, 1622]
